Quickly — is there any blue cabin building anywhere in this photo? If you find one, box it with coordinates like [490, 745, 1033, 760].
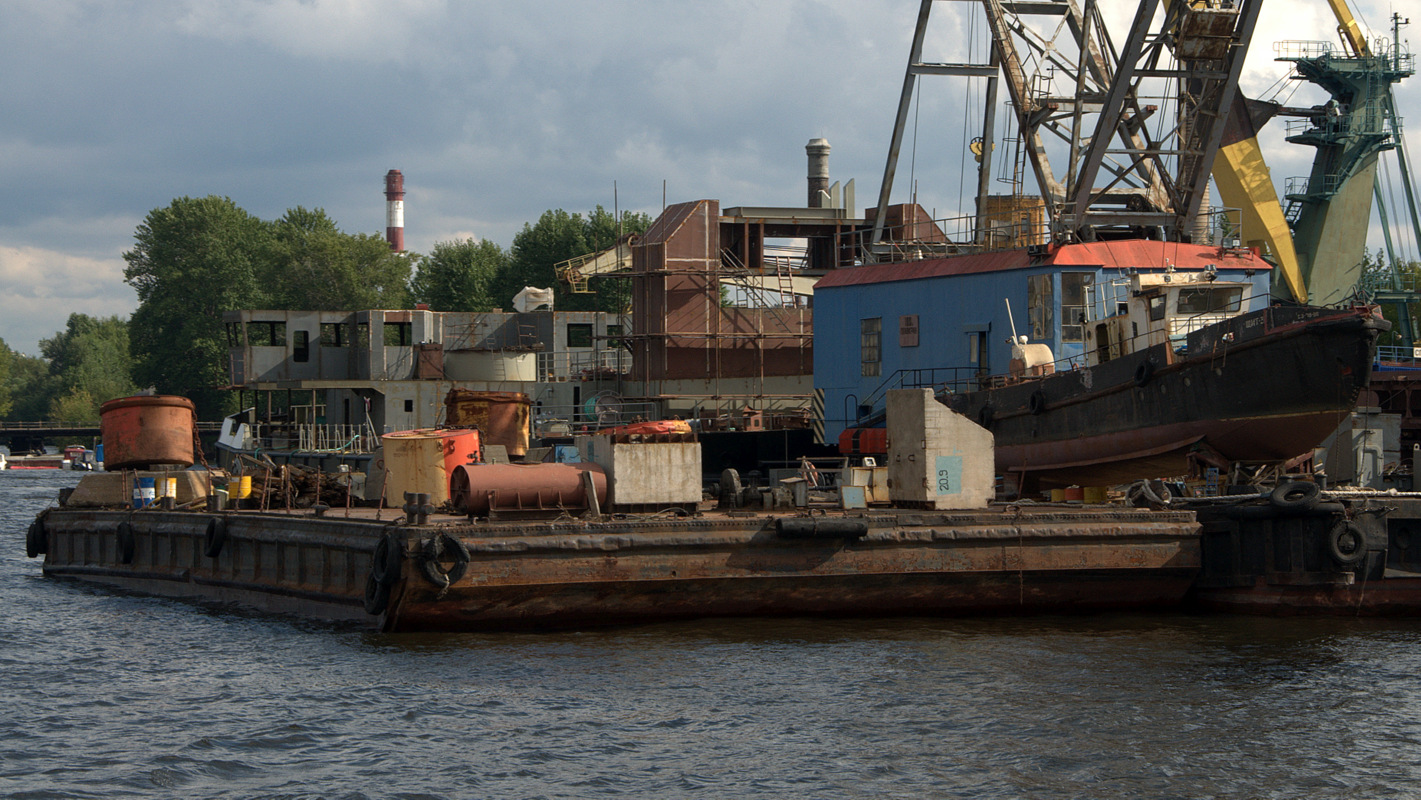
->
[813, 240, 1274, 446]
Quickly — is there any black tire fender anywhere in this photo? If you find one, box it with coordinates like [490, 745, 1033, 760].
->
[26, 518, 48, 559]
[203, 517, 228, 558]
[1270, 481, 1321, 511]
[116, 521, 136, 565]
[977, 405, 994, 429]
[371, 532, 403, 585]
[1133, 359, 1155, 387]
[1029, 390, 1047, 415]
[1328, 520, 1368, 565]
[420, 532, 471, 589]
[363, 573, 391, 616]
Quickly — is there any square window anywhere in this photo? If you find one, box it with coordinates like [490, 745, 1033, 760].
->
[567, 323, 594, 348]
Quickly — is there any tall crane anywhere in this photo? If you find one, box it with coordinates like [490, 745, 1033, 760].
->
[869, 0, 1262, 253]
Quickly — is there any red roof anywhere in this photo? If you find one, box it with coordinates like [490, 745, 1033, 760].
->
[814, 240, 1272, 289]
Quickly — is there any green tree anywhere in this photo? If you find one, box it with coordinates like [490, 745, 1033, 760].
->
[410, 238, 509, 311]
[0, 339, 12, 417]
[39, 314, 136, 418]
[124, 195, 272, 419]
[263, 207, 412, 310]
[503, 206, 651, 313]
[4, 350, 52, 421]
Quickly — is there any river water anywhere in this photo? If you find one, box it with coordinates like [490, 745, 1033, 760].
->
[3, 470, 1420, 799]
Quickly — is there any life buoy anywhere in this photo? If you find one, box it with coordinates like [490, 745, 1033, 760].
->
[1327, 520, 1367, 565]
[203, 517, 227, 558]
[1134, 359, 1155, 387]
[116, 521, 136, 565]
[420, 532, 471, 589]
[1029, 390, 1047, 415]
[1270, 481, 1321, 511]
[26, 518, 47, 559]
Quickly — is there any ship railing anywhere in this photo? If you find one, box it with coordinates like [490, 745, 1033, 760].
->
[536, 349, 631, 381]
[843, 211, 1046, 266]
[532, 400, 664, 437]
[1376, 346, 1421, 366]
[1274, 40, 1335, 61]
[247, 423, 382, 454]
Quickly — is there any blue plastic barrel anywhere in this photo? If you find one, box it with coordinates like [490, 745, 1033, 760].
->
[132, 476, 156, 509]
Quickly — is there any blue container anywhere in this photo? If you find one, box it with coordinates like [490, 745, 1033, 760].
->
[131, 476, 156, 509]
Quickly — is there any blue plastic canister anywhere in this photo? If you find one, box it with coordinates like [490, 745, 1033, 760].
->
[131, 476, 156, 509]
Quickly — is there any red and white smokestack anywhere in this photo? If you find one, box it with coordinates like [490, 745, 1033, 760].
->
[384, 169, 405, 252]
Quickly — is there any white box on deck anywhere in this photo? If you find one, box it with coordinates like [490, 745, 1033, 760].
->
[574, 435, 701, 506]
[886, 388, 995, 509]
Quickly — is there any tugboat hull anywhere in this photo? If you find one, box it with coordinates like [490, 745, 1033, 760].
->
[946, 305, 1385, 487]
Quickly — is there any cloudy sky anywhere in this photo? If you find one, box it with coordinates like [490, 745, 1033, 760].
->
[1, 0, 1416, 355]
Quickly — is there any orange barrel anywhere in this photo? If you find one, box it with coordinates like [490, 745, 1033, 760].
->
[450, 462, 607, 515]
[837, 427, 888, 456]
[444, 390, 531, 457]
[99, 395, 196, 470]
[382, 428, 483, 506]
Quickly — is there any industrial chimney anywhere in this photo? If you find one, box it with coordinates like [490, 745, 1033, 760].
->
[806, 138, 831, 208]
[384, 169, 405, 252]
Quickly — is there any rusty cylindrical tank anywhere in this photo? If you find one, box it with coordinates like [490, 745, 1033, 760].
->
[450, 462, 607, 516]
[444, 390, 531, 458]
[99, 395, 197, 470]
[381, 428, 482, 506]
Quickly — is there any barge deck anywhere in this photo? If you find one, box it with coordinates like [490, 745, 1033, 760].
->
[29, 504, 1200, 632]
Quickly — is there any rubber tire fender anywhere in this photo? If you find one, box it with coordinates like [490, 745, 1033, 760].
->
[1029, 390, 1047, 415]
[363, 573, 391, 616]
[1270, 481, 1321, 511]
[371, 532, 403, 585]
[26, 518, 47, 559]
[203, 517, 228, 558]
[1328, 520, 1368, 566]
[116, 521, 136, 565]
[977, 405, 995, 429]
[420, 532, 471, 589]
[1133, 359, 1155, 387]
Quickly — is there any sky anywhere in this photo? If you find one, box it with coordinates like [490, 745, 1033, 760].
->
[1, 0, 1416, 356]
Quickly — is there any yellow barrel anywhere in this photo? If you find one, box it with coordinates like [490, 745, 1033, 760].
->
[381, 428, 482, 506]
[1082, 486, 1107, 504]
[237, 475, 252, 499]
[1049, 488, 1066, 502]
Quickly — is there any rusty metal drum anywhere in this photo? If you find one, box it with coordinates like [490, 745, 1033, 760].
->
[444, 390, 531, 457]
[99, 395, 196, 470]
[450, 462, 607, 515]
[381, 428, 482, 506]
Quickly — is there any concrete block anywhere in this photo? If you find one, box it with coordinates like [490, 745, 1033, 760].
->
[886, 388, 994, 509]
[576, 435, 701, 506]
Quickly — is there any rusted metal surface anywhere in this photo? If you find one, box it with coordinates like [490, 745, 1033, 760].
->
[444, 389, 531, 457]
[22, 503, 1202, 632]
[98, 395, 196, 470]
[1186, 492, 1421, 615]
[449, 462, 608, 516]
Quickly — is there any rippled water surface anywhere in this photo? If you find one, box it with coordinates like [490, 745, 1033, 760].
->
[4, 470, 1421, 798]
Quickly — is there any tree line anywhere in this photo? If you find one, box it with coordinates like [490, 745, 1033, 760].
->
[0, 195, 651, 422]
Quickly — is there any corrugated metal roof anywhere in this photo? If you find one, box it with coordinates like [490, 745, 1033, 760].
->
[814, 241, 1273, 290]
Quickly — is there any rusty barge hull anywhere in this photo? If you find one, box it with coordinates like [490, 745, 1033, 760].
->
[31, 507, 1200, 632]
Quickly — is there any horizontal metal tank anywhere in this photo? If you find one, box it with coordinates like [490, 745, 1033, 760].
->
[99, 395, 196, 470]
[450, 462, 607, 515]
[444, 390, 531, 457]
[381, 428, 482, 506]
